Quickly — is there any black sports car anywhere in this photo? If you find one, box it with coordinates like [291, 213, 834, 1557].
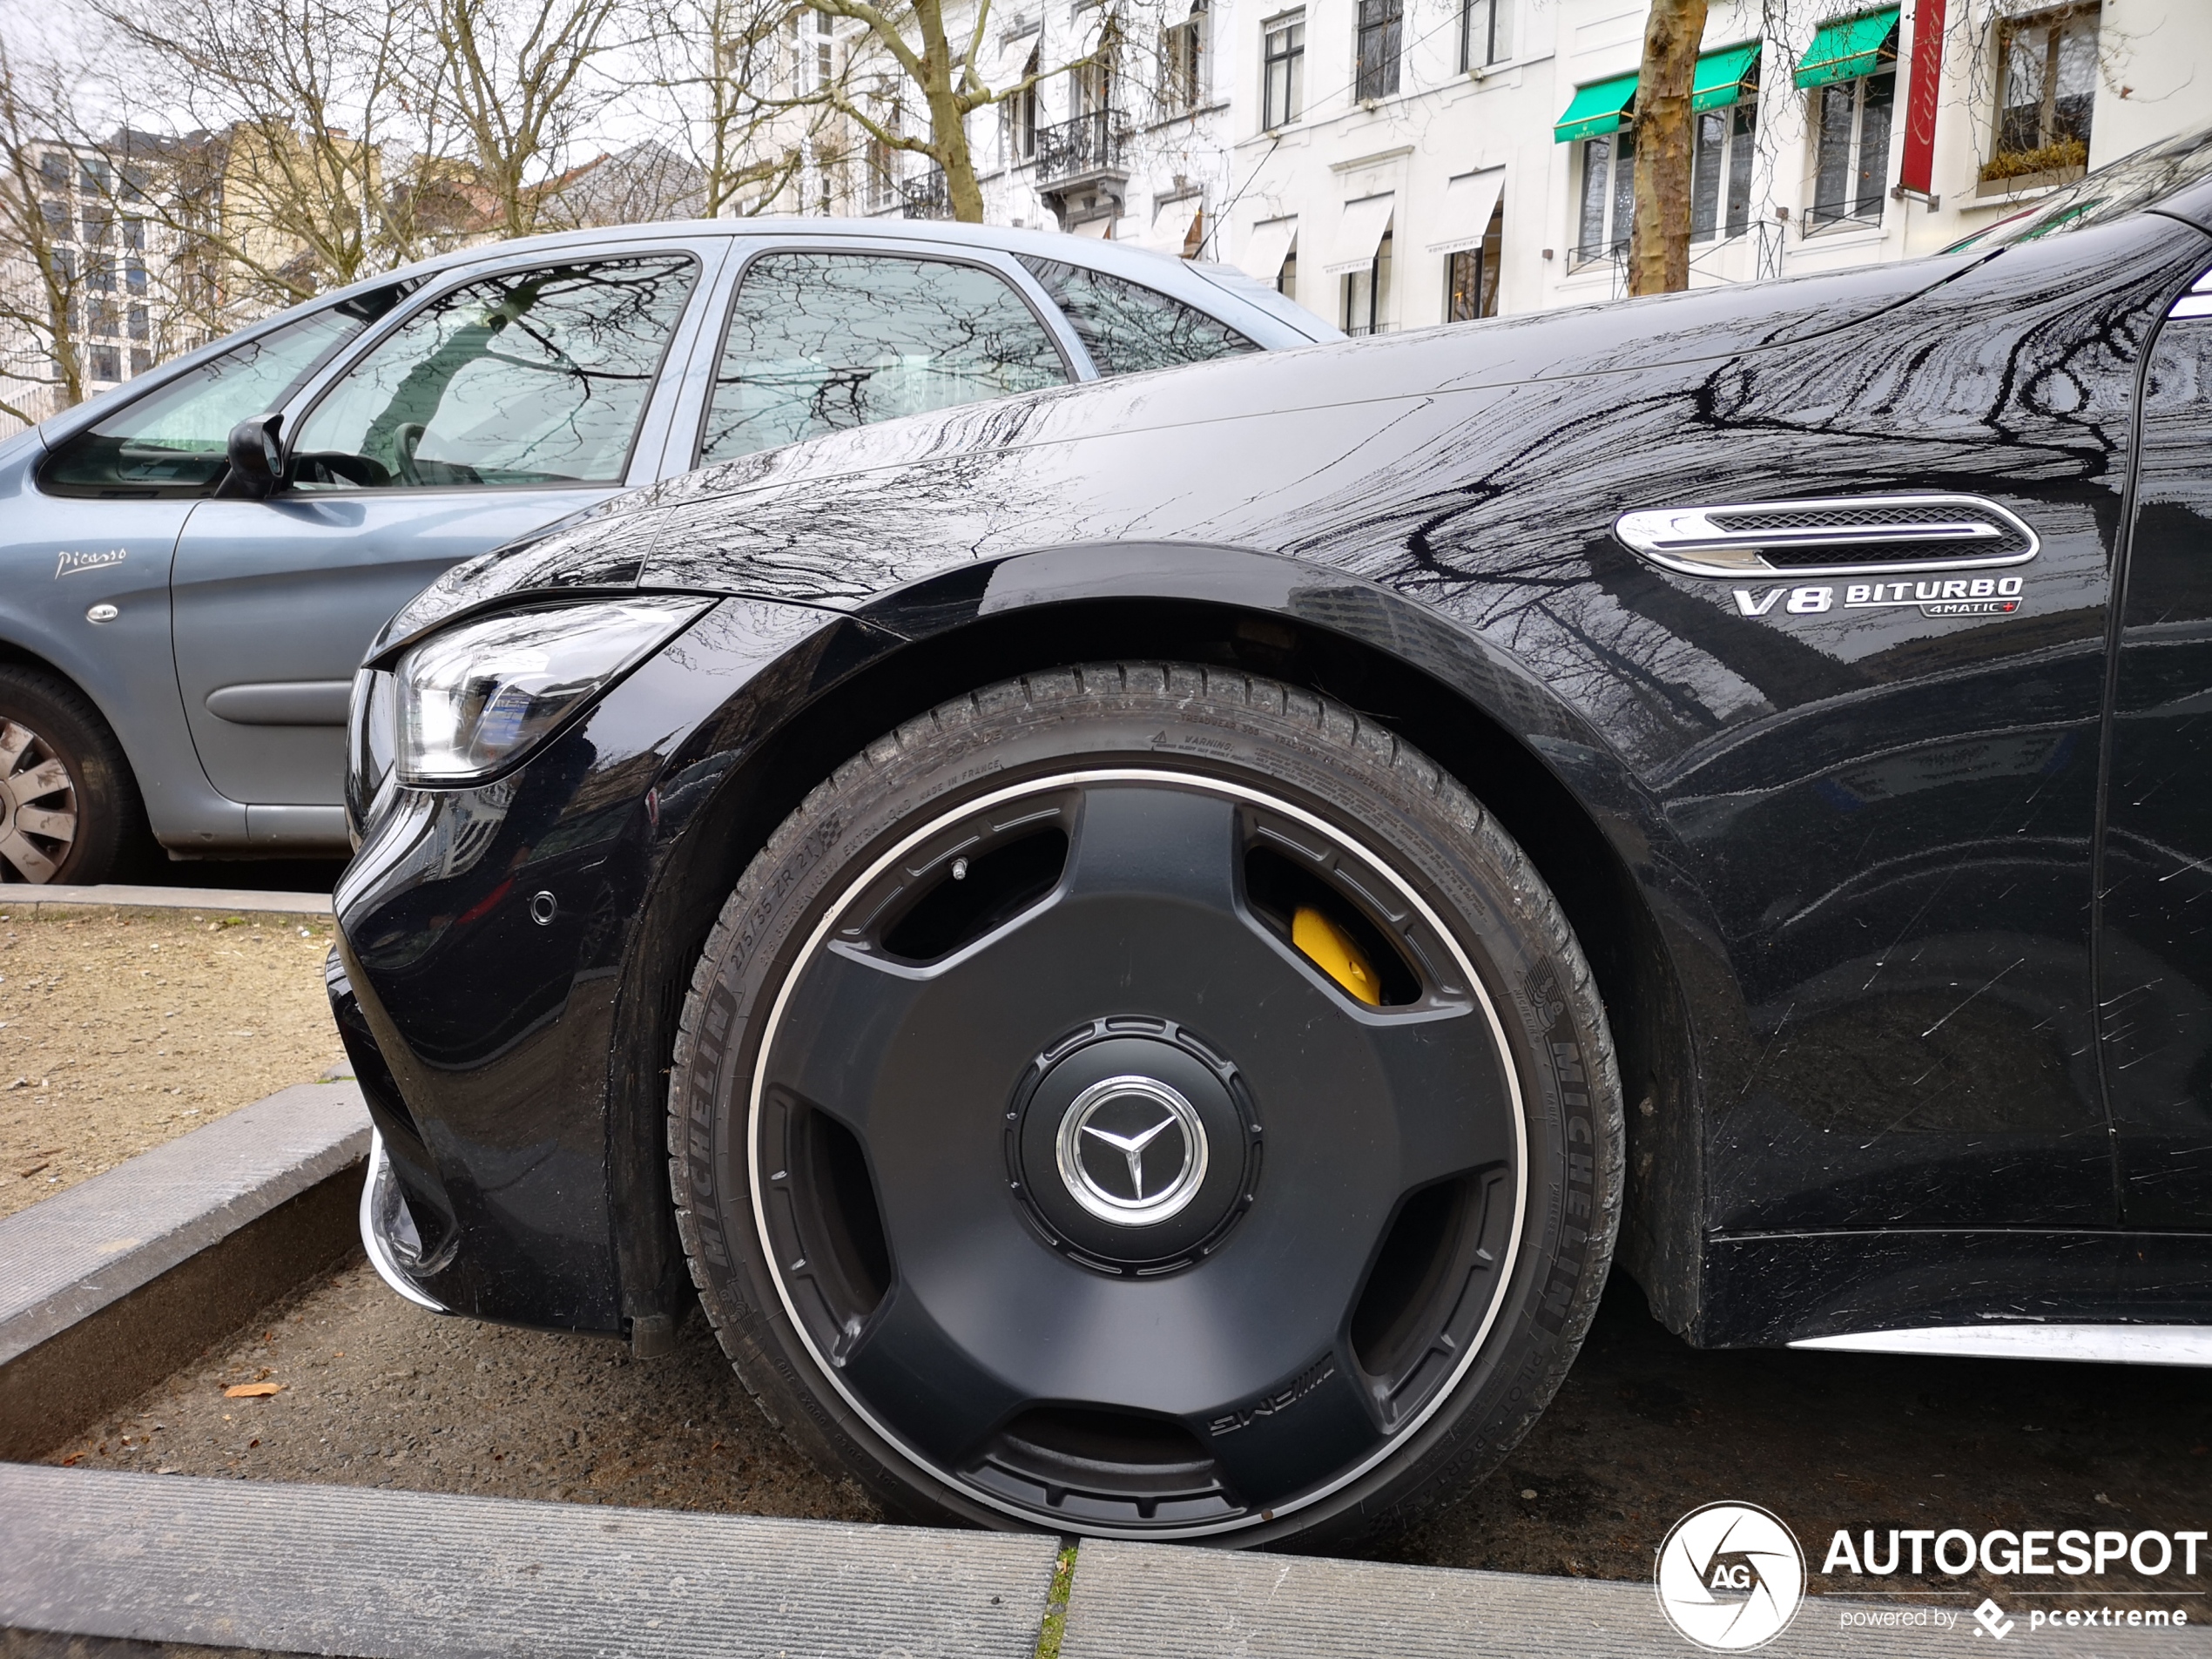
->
[332, 126, 2212, 1548]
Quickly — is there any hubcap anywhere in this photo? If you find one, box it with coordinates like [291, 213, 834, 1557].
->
[0, 720, 78, 884]
[746, 769, 1526, 1536]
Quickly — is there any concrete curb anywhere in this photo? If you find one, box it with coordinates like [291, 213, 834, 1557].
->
[0, 1084, 370, 1460]
[1058, 1539, 2212, 1658]
[0, 887, 333, 919]
[0, 1466, 1061, 1659]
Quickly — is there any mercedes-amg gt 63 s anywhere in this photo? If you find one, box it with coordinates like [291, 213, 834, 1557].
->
[332, 126, 2212, 1548]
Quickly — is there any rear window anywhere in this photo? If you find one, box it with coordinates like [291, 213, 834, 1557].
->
[1017, 256, 1261, 377]
[1946, 123, 2212, 252]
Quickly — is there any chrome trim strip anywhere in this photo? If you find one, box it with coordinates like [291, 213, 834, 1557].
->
[2169, 269, 2212, 320]
[1615, 494, 2041, 580]
[360, 1130, 451, 1314]
[1791, 1323, 2212, 1367]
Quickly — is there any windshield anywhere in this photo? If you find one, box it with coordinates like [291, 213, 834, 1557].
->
[1947, 123, 2212, 252]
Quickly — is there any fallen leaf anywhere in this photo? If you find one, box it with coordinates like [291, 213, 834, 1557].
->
[59, 1453, 80, 1467]
[224, 1382, 283, 1399]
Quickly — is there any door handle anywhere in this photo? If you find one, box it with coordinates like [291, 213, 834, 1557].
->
[1614, 494, 2040, 580]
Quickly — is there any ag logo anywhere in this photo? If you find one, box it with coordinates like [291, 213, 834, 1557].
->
[1655, 1501, 1805, 1651]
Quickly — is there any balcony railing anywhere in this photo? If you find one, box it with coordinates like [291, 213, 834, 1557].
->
[900, 167, 952, 219]
[1034, 111, 1127, 185]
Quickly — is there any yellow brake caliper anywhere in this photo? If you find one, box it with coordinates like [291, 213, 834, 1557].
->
[1291, 906, 1382, 1006]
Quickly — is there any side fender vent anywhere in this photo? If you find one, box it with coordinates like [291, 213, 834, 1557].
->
[1615, 494, 2039, 579]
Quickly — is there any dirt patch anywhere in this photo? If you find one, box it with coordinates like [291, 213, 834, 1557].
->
[37, 1264, 2212, 1602]
[1376, 1282, 2212, 1601]
[40, 1259, 877, 1527]
[0, 907, 344, 1219]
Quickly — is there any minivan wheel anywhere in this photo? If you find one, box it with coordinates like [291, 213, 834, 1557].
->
[669, 664, 1622, 1547]
[0, 669, 138, 885]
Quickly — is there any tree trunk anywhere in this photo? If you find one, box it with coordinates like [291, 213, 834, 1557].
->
[1627, 0, 1707, 296]
[910, 0, 984, 220]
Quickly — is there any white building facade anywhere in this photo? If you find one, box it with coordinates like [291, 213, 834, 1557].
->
[1205, 0, 2212, 334]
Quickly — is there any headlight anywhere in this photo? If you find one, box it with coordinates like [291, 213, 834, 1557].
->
[393, 597, 709, 786]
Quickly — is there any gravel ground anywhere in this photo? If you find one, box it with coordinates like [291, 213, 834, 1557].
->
[41, 1259, 875, 1527]
[0, 908, 344, 1219]
[38, 1263, 2212, 1602]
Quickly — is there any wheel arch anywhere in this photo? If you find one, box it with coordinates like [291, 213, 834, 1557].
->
[612, 545, 1716, 1339]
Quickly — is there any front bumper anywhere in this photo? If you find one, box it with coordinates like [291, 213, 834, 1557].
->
[329, 594, 894, 1335]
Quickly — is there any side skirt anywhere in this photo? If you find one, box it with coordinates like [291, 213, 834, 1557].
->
[1698, 1228, 2212, 1349]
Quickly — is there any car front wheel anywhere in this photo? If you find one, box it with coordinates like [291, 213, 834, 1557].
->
[669, 664, 1622, 1546]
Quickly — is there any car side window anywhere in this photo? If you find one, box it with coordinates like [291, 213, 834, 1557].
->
[288, 255, 697, 491]
[1015, 257, 1261, 377]
[698, 252, 1070, 464]
[39, 298, 388, 499]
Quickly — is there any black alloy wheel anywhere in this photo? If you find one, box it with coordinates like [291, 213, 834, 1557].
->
[670, 664, 1622, 1546]
[0, 668, 140, 885]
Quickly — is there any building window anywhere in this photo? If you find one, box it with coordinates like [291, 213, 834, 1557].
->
[1161, 0, 1208, 112]
[1573, 131, 1635, 265]
[1447, 204, 1502, 320]
[867, 138, 897, 211]
[1343, 230, 1392, 334]
[1354, 0, 1401, 101]
[1072, 47, 1114, 118]
[1809, 69, 1894, 226]
[39, 199, 69, 239]
[786, 9, 832, 95]
[128, 303, 149, 342]
[1691, 103, 1757, 241]
[1263, 13, 1304, 128]
[1458, 0, 1510, 72]
[130, 347, 152, 376]
[1278, 243, 1297, 299]
[88, 344, 120, 381]
[1009, 46, 1040, 160]
[38, 151, 67, 186]
[1988, 4, 2098, 185]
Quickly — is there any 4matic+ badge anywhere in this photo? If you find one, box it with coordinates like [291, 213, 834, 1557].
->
[1735, 575, 2026, 619]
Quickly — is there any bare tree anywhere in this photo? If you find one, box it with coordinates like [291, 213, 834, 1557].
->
[621, 0, 824, 219]
[415, 0, 628, 241]
[760, 0, 1134, 224]
[0, 44, 98, 423]
[91, 0, 445, 322]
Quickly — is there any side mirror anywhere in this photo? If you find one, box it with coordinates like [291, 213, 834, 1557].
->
[224, 413, 284, 499]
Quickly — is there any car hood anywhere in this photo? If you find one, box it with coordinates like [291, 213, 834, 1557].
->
[376, 246, 1995, 655]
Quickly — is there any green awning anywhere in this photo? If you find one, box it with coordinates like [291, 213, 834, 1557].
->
[1691, 41, 1761, 111]
[1554, 71, 1639, 143]
[1795, 7, 1899, 89]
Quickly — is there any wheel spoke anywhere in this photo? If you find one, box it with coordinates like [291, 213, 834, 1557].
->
[1360, 1006, 1521, 1193]
[15, 806, 74, 841]
[1059, 783, 1243, 915]
[0, 832, 57, 883]
[10, 759, 71, 804]
[1191, 1351, 1386, 1508]
[0, 723, 31, 779]
[759, 941, 936, 1133]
